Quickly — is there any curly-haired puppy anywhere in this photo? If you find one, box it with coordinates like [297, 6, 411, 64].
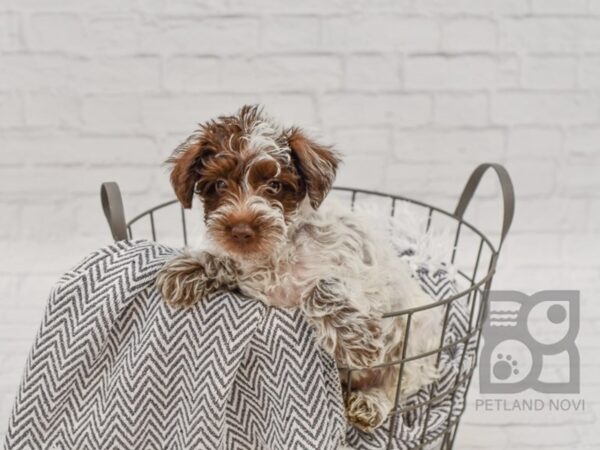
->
[156, 105, 442, 432]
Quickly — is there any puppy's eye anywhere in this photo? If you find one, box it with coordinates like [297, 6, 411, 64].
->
[215, 179, 227, 193]
[267, 180, 282, 194]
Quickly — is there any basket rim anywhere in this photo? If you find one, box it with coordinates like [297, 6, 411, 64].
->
[127, 186, 497, 253]
[125, 186, 499, 317]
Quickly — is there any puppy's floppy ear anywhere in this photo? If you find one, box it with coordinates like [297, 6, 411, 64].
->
[287, 127, 340, 209]
[167, 133, 209, 209]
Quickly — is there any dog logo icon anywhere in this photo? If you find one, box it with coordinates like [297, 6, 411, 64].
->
[480, 290, 579, 394]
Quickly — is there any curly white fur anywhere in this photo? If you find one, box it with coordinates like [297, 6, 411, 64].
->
[160, 196, 443, 432]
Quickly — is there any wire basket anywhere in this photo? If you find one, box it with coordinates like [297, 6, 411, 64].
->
[100, 163, 514, 450]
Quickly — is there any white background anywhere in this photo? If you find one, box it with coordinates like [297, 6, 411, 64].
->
[1, 0, 599, 448]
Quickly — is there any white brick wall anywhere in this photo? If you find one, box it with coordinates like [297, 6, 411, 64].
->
[1, 0, 599, 447]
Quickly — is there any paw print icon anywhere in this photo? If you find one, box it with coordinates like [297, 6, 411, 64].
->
[479, 290, 579, 394]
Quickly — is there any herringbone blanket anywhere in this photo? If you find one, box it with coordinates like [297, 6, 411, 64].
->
[3, 240, 346, 450]
[4, 239, 474, 450]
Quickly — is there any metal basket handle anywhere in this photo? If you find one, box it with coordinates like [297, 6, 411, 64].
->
[454, 163, 515, 250]
[100, 182, 128, 241]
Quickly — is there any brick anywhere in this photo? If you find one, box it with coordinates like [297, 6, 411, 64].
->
[558, 164, 600, 196]
[496, 54, 520, 89]
[164, 56, 220, 93]
[405, 55, 497, 90]
[384, 94, 433, 126]
[0, 204, 20, 238]
[492, 92, 599, 125]
[141, 94, 256, 133]
[332, 0, 413, 13]
[0, 92, 24, 129]
[441, 18, 497, 51]
[503, 233, 562, 266]
[164, 0, 229, 14]
[259, 94, 318, 128]
[453, 425, 508, 448]
[0, 136, 160, 166]
[0, 238, 105, 275]
[590, 201, 600, 231]
[9, 275, 58, 310]
[321, 93, 431, 127]
[414, 0, 529, 15]
[82, 95, 142, 132]
[153, 173, 182, 198]
[141, 95, 215, 133]
[28, 13, 84, 52]
[509, 198, 587, 232]
[330, 128, 391, 156]
[510, 425, 580, 447]
[139, 17, 259, 54]
[0, 277, 18, 306]
[24, 92, 80, 127]
[507, 127, 563, 158]
[0, 308, 49, 327]
[20, 203, 77, 239]
[81, 56, 161, 94]
[491, 265, 569, 292]
[565, 127, 600, 158]
[522, 56, 577, 89]
[261, 17, 320, 52]
[29, 14, 136, 54]
[531, 0, 588, 14]
[579, 55, 600, 88]
[433, 93, 488, 126]
[577, 328, 600, 351]
[335, 155, 386, 190]
[493, 0, 530, 15]
[0, 55, 82, 91]
[501, 19, 600, 52]
[227, 0, 345, 14]
[393, 129, 505, 162]
[322, 17, 439, 52]
[0, 12, 21, 51]
[1, 323, 26, 346]
[344, 54, 401, 91]
[85, 15, 139, 55]
[221, 55, 342, 91]
[13, 0, 136, 13]
[385, 161, 480, 197]
[74, 197, 117, 237]
[505, 159, 556, 196]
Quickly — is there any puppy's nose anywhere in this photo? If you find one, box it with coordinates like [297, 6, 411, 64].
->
[231, 223, 255, 244]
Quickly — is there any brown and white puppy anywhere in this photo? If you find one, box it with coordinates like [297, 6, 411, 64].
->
[156, 105, 441, 432]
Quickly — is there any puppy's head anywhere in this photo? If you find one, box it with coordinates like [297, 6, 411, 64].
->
[168, 105, 340, 259]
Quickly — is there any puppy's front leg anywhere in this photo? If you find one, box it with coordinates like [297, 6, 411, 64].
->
[156, 251, 238, 308]
[301, 278, 384, 369]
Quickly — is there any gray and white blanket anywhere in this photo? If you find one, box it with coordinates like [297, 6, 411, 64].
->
[3, 239, 475, 450]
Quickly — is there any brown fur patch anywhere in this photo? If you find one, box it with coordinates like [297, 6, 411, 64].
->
[287, 127, 340, 209]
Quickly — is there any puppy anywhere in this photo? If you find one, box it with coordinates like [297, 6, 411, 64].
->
[156, 105, 441, 432]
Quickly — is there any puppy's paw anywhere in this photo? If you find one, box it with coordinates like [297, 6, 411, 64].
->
[156, 253, 221, 308]
[302, 278, 384, 369]
[346, 390, 391, 433]
[336, 323, 384, 369]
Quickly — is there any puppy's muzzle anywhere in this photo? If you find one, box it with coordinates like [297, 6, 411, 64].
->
[230, 222, 255, 244]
